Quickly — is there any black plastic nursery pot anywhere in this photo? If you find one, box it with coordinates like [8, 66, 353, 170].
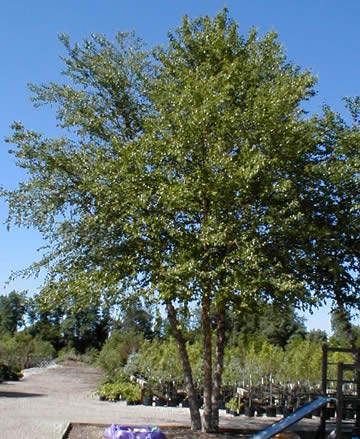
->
[245, 406, 255, 417]
[313, 407, 321, 417]
[326, 407, 336, 419]
[143, 395, 153, 406]
[154, 399, 166, 407]
[344, 408, 355, 420]
[276, 406, 284, 415]
[266, 406, 277, 417]
[166, 400, 177, 407]
[283, 407, 293, 417]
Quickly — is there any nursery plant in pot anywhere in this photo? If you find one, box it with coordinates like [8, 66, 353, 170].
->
[143, 390, 153, 406]
[154, 397, 166, 407]
[238, 402, 245, 415]
[245, 403, 255, 417]
[255, 405, 264, 417]
[97, 382, 122, 402]
[181, 398, 189, 408]
[167, 397, 178, 407]
[225, 397, 239, 416]
[122, 383, 141, 405]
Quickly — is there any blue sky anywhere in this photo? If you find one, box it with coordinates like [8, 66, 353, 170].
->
[1, 0, 359, 333]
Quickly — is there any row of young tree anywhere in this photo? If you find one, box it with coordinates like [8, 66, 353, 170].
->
[1, 293, 306, 372]
[2, 9, 360, 431]
[96, 304, 360, 400]
[98, 335, 324, 403]
[1, 290, 356, 392]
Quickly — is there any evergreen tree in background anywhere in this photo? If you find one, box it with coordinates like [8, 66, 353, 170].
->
[0, 291, 27, 334]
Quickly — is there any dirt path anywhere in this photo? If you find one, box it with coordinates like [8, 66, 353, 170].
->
[0, 363, 318, 439]
[0, 363, 195, 439]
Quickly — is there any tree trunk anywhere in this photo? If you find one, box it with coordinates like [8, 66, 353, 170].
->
[165, 300, 202, 431]
[201, 294, 214, 432]
[211, 305, 226, 431]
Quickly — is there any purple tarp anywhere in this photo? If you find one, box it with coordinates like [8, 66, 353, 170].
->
[104, 424, 166, 439]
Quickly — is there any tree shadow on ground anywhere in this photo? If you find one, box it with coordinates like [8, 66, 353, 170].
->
[0, 390, 46, 398]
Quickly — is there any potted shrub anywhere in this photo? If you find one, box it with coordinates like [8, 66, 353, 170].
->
[181, 398, 189, 408]
[128, 385, 141, 405]
[255, 405, 264, 417]
[97, 383, 119, 401]
[245, 404, 255, 417]
[225, 397, 239, 416]
[167, 397, 177, 407]
[238, 402, 245, 415]
[142, 389, 153, 406]
[154, 396, 166, 406]
[118, 382, 141, 405]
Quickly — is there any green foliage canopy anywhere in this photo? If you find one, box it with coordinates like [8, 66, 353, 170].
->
[2, 10, 342, 312]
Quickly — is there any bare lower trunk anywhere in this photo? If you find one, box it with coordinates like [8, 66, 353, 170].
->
[166, 300, 202, 431]
[211, 305, 226, 431]
[201, 294, 213, 432]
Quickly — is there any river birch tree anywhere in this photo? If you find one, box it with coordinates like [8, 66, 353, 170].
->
[3, 10, 360, 432]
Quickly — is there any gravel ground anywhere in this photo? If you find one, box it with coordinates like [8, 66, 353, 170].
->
[0, 363, 318, 439]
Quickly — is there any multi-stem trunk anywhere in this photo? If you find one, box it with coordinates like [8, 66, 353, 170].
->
[201, 293, 213, 432]
[200, 184, 215, 432]
[211, 304, 226, 431]
[165, 300, 202, 431]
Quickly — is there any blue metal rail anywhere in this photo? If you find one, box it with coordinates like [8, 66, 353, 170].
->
[250, 396, 332, 439]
